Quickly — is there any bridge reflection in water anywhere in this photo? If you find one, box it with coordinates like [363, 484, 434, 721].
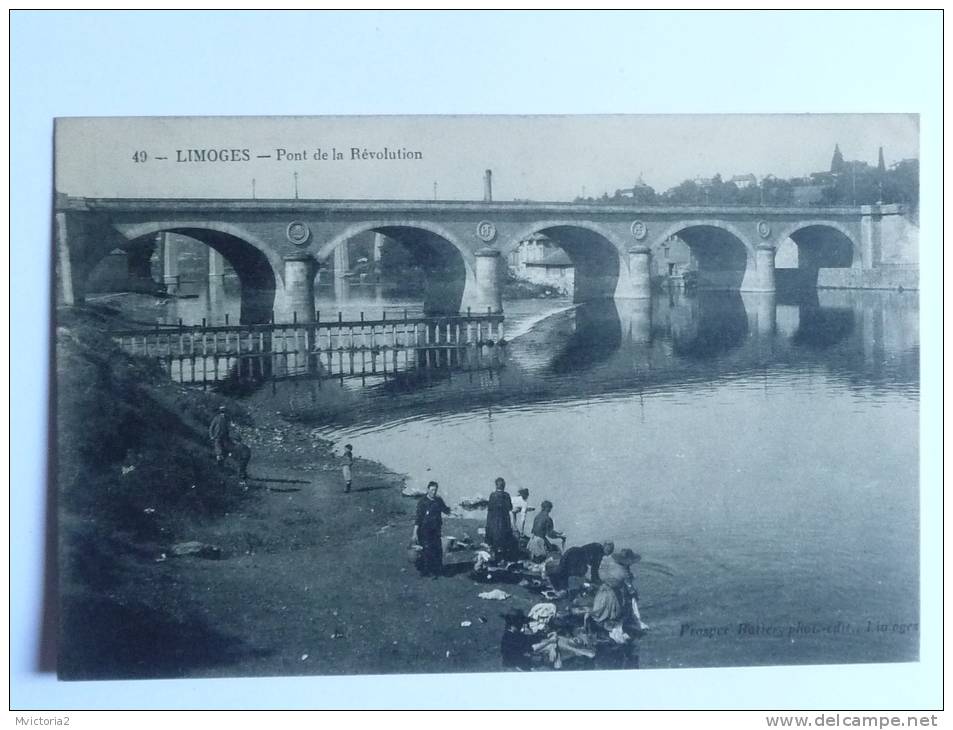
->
[345, 288, 918, 421]
[509, 288, 913, 360]
[113, 287, 918, 401]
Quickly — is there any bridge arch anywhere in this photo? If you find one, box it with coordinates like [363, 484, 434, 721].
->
[774, 221, 859, 290]
[118, 220, 285, 282]
[318, 220, 473, 315]
[648, 221, 755, 291]
[503, 220, 629, 302]
[110, 221, 281, 324]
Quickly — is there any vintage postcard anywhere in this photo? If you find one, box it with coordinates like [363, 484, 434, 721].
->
[53, 114, 920, 681]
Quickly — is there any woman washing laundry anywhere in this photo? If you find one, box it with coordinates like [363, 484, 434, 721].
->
[526, 500, 565, 562]
[590, 548, 649, 632]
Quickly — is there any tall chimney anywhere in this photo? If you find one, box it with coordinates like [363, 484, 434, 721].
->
[483, 169, 493, 202]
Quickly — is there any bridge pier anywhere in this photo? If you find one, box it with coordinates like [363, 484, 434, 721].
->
[372, 232, 384, 268]
[751, 244, 777, 293]
[627, 246, 652, 298]
[209, 248, 225, 284]
[333, 240, 350, 302]
[616, 297, 653, 344]
[161, 233, 180, 293]
[283, 253, 317, 323]
[741, 291, 777, 336]
[54, 211, 79, 304]
[208, 270, 226, 323]
[473, 248, 502, 314]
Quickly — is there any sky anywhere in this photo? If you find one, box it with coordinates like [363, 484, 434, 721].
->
[55, 113, 918, 202]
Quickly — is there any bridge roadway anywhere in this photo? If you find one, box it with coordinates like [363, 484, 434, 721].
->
[54, 196, 910, 324]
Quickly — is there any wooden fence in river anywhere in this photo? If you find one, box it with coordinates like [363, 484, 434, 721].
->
[112, 311, 507, 385]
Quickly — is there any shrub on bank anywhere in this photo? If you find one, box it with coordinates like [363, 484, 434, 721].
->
[55, 308, 252, 545]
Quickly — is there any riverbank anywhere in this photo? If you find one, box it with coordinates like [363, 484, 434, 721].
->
[56, 306, 549, 679]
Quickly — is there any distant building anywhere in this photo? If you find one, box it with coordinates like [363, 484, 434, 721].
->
[728, 173, 757, 189]
[508, 233, 574, 294]
[652, 235, 694, 280]
[616, 174, 654, 198]
[789, 144, 846, 203]
[830, 143, 846, 174]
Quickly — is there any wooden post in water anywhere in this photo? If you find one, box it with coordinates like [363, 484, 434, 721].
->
[293, 326, 301, 371]
[424, 323, 431, 368]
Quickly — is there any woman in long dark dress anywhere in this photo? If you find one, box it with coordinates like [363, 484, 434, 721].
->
[411, 481, 451, 578]
[485, 477, 517, 560]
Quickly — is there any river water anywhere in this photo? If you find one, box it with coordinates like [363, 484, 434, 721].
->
[305, 288, 918, 670]
[105, 283, 921, 670]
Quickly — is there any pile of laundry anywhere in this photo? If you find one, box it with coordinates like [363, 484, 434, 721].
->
[442, 534, 475, 553]
[458, 496, 490, 510]
[470, 555, 557, 596]
[499, 602, 639, 671]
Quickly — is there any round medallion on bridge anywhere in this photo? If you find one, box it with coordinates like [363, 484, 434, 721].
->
[757, 220, 772, 239]
[630, 220, 648, 240]
[476, 220, 497, 242]
[286, 221, 311, 245]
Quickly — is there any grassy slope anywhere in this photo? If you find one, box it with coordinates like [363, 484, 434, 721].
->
[56, 307, 259, 678]
[54, 307, 512, 681]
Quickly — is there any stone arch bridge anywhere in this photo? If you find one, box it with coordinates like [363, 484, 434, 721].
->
[54, 195, 910, 324]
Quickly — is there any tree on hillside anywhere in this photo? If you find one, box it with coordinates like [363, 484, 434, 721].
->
[663, 179, 704, 204]
[884, 159, 919, 206]
[761, 177, 794, 205]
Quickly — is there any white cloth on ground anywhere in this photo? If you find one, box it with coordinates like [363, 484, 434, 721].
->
[478, 589, 510, 600]
[527, 602, 557, 633]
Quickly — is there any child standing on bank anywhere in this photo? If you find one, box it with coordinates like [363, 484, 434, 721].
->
[342, 444, 354, 493]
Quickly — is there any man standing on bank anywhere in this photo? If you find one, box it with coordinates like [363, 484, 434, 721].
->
[342, 444, 354, 493]
[411, 481, 451, 579]
[208, 405, 230, 465]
